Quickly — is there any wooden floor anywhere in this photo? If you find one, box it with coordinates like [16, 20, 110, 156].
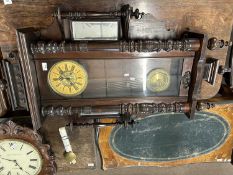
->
[57, 163, 233, 175]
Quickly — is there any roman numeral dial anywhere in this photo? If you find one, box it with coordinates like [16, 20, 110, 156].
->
[0, 139, 42, 175]
[48, 60, 88, 97]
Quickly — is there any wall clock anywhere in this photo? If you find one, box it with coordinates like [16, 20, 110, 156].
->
[0, 121, 56, 175]
[25, 28, 212, 129]
[16, 7, 219, 130]
[0, 139, 42, 175]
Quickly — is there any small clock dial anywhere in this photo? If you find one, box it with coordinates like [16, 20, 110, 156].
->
[47, 60, 88, 97]
[147, 69, 170, 92]
[0, 139, 42, 175]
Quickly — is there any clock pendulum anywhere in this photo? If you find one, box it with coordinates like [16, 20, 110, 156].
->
[59, 127, 77, 164]
[146, 69, 170, 92]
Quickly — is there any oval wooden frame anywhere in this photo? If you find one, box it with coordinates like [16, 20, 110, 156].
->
[0, 121, 56, 175]
[98, 104, 233, 169]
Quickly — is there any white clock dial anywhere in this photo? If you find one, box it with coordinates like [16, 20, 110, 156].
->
[0, 139, 42, 175]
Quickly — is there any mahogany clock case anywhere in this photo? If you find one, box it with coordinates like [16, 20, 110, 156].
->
[4, 2, 213, 131]
[16, 21, 207, 130]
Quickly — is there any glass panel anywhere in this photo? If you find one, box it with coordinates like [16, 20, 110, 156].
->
[71, 21, 119, 40]
[78, 58, 184, 98]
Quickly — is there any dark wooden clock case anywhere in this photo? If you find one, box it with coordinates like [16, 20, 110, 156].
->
[15, 22, 208, 130]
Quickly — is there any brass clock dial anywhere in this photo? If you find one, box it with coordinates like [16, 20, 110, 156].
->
[48, 60, 88, 97]
[147, 69, 170, 92]
[0, 139, 42, 175]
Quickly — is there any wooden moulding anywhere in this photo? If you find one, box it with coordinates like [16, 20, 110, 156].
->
[42, 96, 188, 107]
[16, 30, 41, 130]
[0, 121, 56, 175]
[187, 32, 208, 119]
[98, 104, 233, 170]
[0, 89, 8, 117]
[33, 50, 195, 60]
[0, 52, 9, 117]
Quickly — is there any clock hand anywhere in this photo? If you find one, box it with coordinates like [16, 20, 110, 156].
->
[54, 77, 64, 81]
[63, 77, 80, 90]
[69, 81, 79, 90]
[0, 156, 30, 174]
[0, 157, 15, 162]
[14, 160, 30, 175]
[0, 157, 29, 174]
[64, 77, 80, 85]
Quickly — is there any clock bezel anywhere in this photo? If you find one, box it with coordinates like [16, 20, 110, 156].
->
[0, 121, 56, 175]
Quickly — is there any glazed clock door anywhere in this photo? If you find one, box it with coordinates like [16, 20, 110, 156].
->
[35, 57, 189, 100]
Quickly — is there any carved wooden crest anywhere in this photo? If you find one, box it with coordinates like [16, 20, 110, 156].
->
[0, 121, 56, 175]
